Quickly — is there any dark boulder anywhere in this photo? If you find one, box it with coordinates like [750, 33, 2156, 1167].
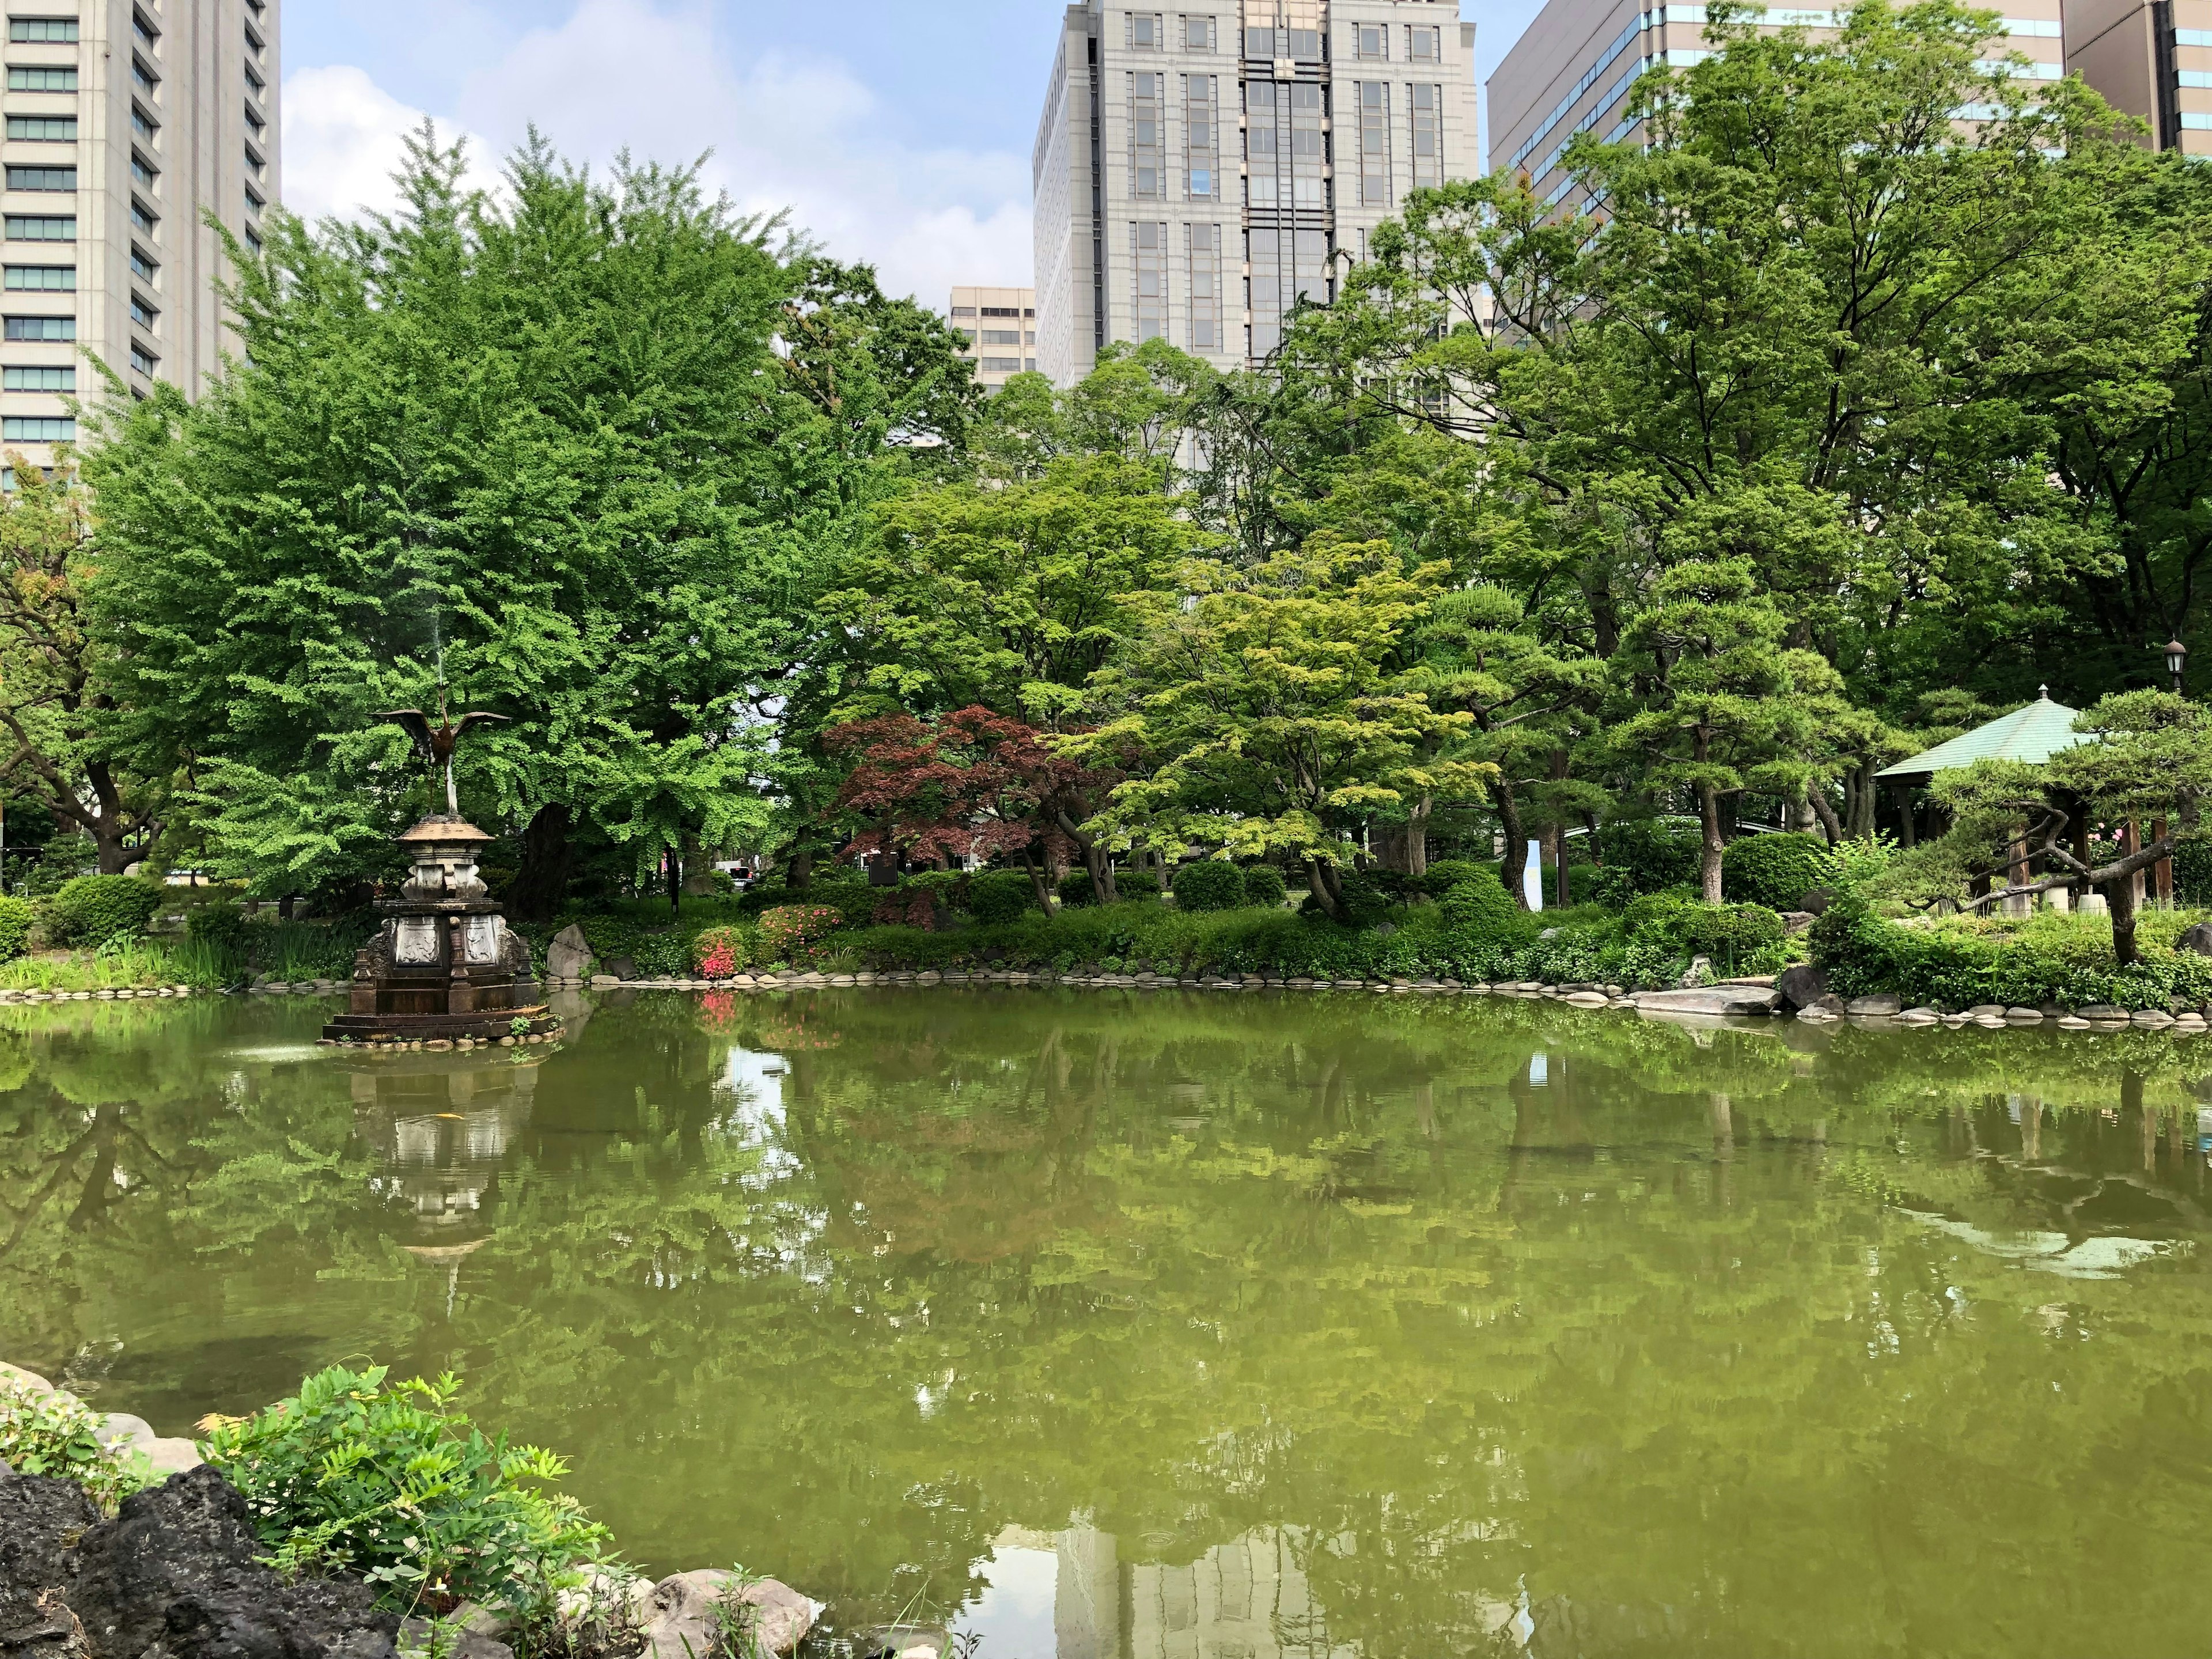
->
[0, 1469, 99, 1659]
[1798, 888, 1833, 916]
[2179, 922, 2212, 957]
[70, 1465, 399, 1659]
[1775, 965, 1830, 1010]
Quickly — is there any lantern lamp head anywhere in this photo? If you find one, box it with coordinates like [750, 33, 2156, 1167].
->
[2167, 637, 2190, 691]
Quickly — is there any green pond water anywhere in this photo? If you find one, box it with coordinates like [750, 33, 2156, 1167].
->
[4, 988, 2212, 1657]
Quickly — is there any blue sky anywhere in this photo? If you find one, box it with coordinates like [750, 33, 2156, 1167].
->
[281, 1, 1536, 303]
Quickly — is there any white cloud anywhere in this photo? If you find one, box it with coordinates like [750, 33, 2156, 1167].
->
[280, 0, 1033, 306]
[278, 65, 500, 224]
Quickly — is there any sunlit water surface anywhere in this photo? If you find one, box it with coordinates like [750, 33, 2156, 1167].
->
[6, 988, 2211, 1657]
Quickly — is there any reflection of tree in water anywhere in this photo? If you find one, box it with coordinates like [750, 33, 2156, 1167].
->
[7, 994, 2212, 1654]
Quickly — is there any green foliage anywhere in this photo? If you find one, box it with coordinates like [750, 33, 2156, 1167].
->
[46, 875, 162, 947]
[185, 902, 248, 953]
[1815, 906, 2212, 1011]
[0, 1378, 153, 1514]
[0, 893, 33, 962]
[1420, 859, 1487, 894]
[965, 870, 1040, 926]
[1592, 820, 1704, 903]
[1722, 832, 1829, 911]
[1057, 870, 1099, 908]
[200, 1364, 610, 1616]
[1439, 875, 1524, 936]
[1242, 865, 1289, 908]
[1623, 892, 1790, 972]
[757, 904, 847, 963]
[1171, 860, 1248, 914]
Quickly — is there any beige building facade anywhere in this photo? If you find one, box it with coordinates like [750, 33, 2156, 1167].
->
[2062, 0, 2212, 151]
[1489, 1, 2065, 211]
[1033, 0, 1479, 386]
[948, 283, 1039, 393]
[0, 0, 277, 475]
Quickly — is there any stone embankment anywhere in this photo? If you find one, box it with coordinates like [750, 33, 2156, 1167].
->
[0, 1361, 841, 1659]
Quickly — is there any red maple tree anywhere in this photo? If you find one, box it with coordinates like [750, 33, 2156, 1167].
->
[824, 706, 1115, 911]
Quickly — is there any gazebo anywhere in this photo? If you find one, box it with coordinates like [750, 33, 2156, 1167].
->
[1874, 689, 2089, 848]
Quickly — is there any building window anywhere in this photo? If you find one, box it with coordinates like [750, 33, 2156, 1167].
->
[129, 247, 156, 283]
[244, 58, 263, 94]
[3, 215, 70, 240]
[3, 415, 73, 441]
[1291, 81, 1325, 207]
[980, 355, 1022, 371]
[132, 105, 159, 143]
[1130, 12, 1162, 48]
[244, 19, 265, 56]
[2, 363, 69, 389]
[132, 153, 158, 190]
[3, 264, 70, 290]
[1358, 82, 1391, 203]
[1186, 73, 1215, 197]
[1188, 222, 1221, 350]
[1286, 28, 1320, 60]
[4, 166, 73, 191]
[980, 328, 1023, 344]
[244, 142, 264, 179]
[5, 116, 73, 141]
[7, 20, 78, 43]
[131, 56, 159, 97]
[1408, 25, 1440, 60]
[1130, 71, 1162, 197]
[128, 342, 156, 376]
[1134, 220, 1166, 342]
[131, 199, 156, 236]
[1247, 226, 1330, 359]
[3, 314, 71, 340]
[1411, 84, 1442, 187]
[245, 183, 263, 214]
[132, 8, 158, 48]
[980, 305, 1022, 316]
[1357, 23, 1388, 59]
[243, 223, 261, 253]
[1024, 358, 1037, 372]
[1244, 25, 1275, 57]
[129, 293, 156, 329]
[2181, 68, 2212, 88]
[244, 101, 266, 140]
[7, 66, 75, 91]
[950, 305, 975, 317]
[1181, 14, 1213, 50]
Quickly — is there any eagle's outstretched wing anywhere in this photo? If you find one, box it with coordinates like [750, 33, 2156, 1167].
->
[453, 712, 512, 740]
[377, 710, 436, 767]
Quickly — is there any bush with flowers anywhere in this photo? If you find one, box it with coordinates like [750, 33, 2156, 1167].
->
[757, 904, 847, 965]
[688, 924, 757, 979]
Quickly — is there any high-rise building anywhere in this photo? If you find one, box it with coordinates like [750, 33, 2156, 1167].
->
[948, 284, 1039, 393]
[0, 0, 278, 472]
[2062, 0, 2212, 152]
[1489, 1, 2065, 213]
[1033, 2, 1479, 387]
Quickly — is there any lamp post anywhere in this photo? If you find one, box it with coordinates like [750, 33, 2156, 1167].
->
[2167, 637, 2189, 696]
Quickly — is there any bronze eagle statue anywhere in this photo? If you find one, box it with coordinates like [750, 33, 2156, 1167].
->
[378, 704, 510, 817]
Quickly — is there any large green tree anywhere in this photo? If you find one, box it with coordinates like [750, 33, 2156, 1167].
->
[83, 128, 973, 912]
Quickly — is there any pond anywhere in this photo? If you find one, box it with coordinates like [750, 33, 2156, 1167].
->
[3, 987, 2210, 1657]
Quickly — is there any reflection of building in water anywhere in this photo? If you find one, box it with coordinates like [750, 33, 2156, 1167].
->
[350, 1054, 543, 1255]
[979, 1525, 1358, 1659]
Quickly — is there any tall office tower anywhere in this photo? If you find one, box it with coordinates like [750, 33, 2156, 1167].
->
[1490, 0, 2065, 214]
[0, 0, 278, 474]
[948, 284, 1040, 393]
[1034, 1, 1478, 387]
[2063, 0, 2212, 151]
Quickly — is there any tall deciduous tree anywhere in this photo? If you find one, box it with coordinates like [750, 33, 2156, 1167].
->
[84, 128, 972, 911]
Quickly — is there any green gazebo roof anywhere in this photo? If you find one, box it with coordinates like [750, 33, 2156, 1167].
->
[1876, 689, 2090, 782]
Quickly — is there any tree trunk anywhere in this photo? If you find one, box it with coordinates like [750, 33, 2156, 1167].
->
[785, 848, 815, 890]
[507, 804, 574, 922]
[1018, 844, 1054, 914]
[1807, 786, 1842, 846]
[1304, 857, 1349, 922]
[1083, 842, 1119, 906]
[666, 846, 681, 916]
[1699, 783, 1726, 903]
[1497, 787, 1534, 912]
[2109, 861, 2141, 968]
[1551, 823, 1570, 909]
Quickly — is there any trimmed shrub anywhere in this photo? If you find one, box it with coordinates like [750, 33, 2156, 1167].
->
[1421, 859, 1486, 896]
[1243, 865, 1289, 908]
[0, 894, 33, 962]
[1623, 891, 1787, 969]
[1592, 817, 1702, 899]
[967, 870, 1040, 925]
[1722, 831, 1828, 912]
[1058, 870, 1099, 908]
[1172, 860, 1248, 913]
[47, 874, 162, 947]
[1440, 874, 1522, 934]
[759, 903, 846, 962]
[185, 902, 248, 953]
[690, 925, 756, 978]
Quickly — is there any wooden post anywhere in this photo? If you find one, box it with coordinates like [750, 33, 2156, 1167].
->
[2153, 816, 2173, 910]
[1892, 782, 1916, 849]
[2006, 836, 2030, 918]
[2123, 820, 2145, 909]
[2068, 796, 2091, 897]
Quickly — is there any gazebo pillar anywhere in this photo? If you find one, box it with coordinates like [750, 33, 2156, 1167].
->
[1891, 782, 1916, 849]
